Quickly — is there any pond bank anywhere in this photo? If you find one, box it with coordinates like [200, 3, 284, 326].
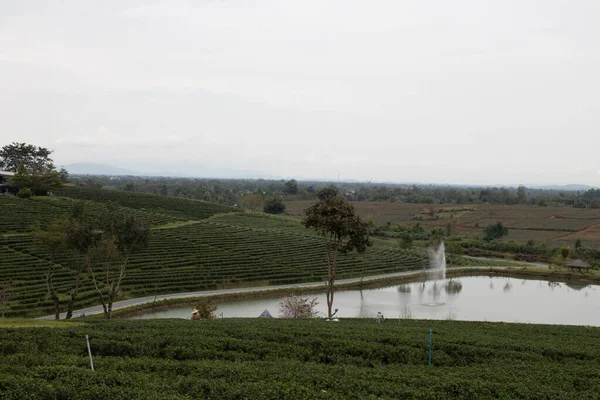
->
[114, 266, 586, 319]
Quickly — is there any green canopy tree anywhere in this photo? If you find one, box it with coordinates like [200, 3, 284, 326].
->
[283, 179, 298, 195]
[35, 202, 100, 319]
[263, 197, 286, 214]
[304, 195, 371, 318]
[89, 204, 150, 319]
[1, 142, 64, 195]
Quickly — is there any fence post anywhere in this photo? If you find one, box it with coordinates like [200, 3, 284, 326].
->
[428, 329, 433, 366]
[86, 334, 95, 371]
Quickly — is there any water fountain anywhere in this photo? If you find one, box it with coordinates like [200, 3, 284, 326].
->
[429, 242, 447, 281]
[422, 242, 447, 306]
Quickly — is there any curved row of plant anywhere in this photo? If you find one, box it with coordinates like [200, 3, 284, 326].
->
[1, 319, 599, 399]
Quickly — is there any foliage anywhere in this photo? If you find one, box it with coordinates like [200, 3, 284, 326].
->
[316, 186, 339, 200]
[283, 179, 298, 195]
[88, 206, 151, 319]
[278, 294, 319, 318]
[240, 193, 264, 211]
[16, 188, 32, 198]
[304, 195, 371, 317]
[483, 222, 508, 241]
[1, 142, 63, 195]
[1, 319, 600, 399]
[193, 298, 217, 319]
[263, 197, 286, 214]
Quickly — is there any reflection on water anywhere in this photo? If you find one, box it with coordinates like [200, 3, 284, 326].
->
[445, 280, 463, 295]
[130, 277, 600, 326]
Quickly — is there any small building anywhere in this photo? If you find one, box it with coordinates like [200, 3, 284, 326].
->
[0, 171, 15, 195]
[0, 171, 14, 184]
[566, 259, 591, 272]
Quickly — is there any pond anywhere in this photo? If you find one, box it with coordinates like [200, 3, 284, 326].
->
[129, 276, 600, 326]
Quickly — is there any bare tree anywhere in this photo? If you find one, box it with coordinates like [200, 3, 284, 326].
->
[0, 280, 12, 318]
[278, 294, 320, 318]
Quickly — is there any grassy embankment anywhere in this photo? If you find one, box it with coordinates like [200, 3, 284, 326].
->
[1, 319, 599, 399]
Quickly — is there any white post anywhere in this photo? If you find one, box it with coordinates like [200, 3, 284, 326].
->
[86, 335, 94, 371]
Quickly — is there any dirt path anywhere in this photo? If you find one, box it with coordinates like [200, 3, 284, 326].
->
[552, 222, 600, 241]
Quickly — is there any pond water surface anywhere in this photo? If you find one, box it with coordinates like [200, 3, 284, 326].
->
[130, 276, 600, 326]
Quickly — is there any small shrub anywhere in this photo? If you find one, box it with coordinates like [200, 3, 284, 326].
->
[192, 298, 217, 320]
[17, 188, 32, 198]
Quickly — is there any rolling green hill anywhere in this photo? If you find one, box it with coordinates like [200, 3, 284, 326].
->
[0, 189, 429, 317]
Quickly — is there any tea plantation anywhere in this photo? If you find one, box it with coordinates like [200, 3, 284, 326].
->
[0, 189, 429, 317]
[1, 318, 599, 399]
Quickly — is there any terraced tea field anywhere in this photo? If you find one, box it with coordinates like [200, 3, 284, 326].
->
[2, 319, 599, 399]
[287, 201, 600, 248]
[57, 186, 235, 220]
[0, 192, 428, 317]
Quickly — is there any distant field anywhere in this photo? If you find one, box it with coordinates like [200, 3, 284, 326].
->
[286, 201, 600, 247]
[1, 319, 599, 399]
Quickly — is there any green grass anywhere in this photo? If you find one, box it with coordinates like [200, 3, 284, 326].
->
[1, 319, 599, 399]
[0, 319, 83, 328]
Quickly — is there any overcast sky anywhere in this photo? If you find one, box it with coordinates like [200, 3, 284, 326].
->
[1, 1, 599, 185]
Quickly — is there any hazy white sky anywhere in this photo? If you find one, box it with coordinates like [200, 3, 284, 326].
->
[1, 0, 599, 184]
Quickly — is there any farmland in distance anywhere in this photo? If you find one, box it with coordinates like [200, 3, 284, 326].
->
[286, 200, 600, 248]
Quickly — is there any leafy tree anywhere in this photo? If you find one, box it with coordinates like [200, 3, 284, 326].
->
[263, 197, 286, 214]
[399, 233, 414, 249]
[35, 203, 99, 319]
[517, 186, 527, 203]
[483, 222, 508, 241]
[575, 238, 582, 250]
[283, 179, 298, 195]
[317, 186, 339, 200]
[278, 294, 320, 318]
[560, 246, 571, 259]
[89, 205, 150, 319]
[1, 143, 63, 195]
[35, 223, 68, 319]
[304, 195, 371, 318]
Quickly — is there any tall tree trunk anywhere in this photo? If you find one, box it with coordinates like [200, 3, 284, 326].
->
[65, 274, 82, 320]
[52, 295, 60, 320]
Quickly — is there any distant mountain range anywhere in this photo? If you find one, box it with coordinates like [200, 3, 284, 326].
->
[62, 163, 597, 191]
[64, 163, 143, 176]
[62, 162, 277, 179]
[525, 184, 597, 191]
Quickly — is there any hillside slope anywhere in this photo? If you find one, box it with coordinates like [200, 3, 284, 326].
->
[1, 192, 428, 317]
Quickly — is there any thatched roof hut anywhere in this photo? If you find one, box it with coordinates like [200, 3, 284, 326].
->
[566, 259, 591, 271]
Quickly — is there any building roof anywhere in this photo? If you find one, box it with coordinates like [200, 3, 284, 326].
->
[0, 171, 14, 177]
[258, 309, 273, 318]
[566, 259, 591, 268]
